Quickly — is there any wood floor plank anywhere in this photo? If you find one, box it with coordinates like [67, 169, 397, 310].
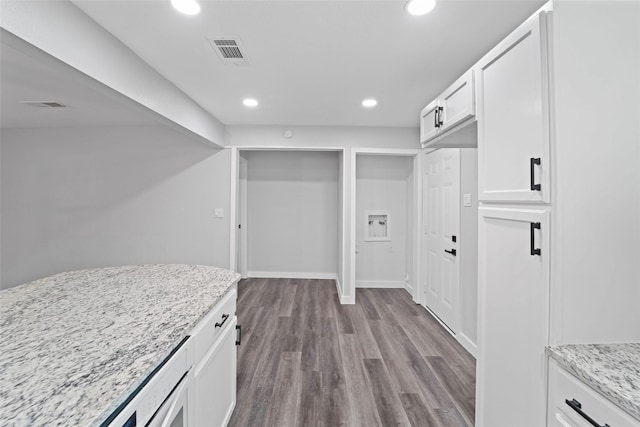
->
[427, 356, 475, 424]
[400, 392, 440, 427]
[229, 278, 475, 427]
[332, 297, 355, 335]
[298, 370, 323, 426]
[278, 279, 298, 317]
[265, 351, 302, 427]
[357, 289, 382, 321]
[337, 333, 383, 427]
[363, 358, 412, 426]
[348, 305, 383, 360]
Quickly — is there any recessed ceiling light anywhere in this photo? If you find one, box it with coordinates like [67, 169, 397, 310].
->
[362, 99, 378, 108]
[405, 0, 436, 16]
[243, 98, 259, 107]
[171, 0, 201, 15]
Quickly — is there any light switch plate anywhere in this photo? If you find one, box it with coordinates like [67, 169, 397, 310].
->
[463, 194, 472, 207]
[215, 209, 224, 218]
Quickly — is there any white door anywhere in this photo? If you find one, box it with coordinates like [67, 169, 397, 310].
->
[476, 207, 549, 427]
[475, 11, 550, 203]
[423, 149, 460, 332]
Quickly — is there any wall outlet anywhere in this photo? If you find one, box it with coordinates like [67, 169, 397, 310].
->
[463, 193, 472, 207]
[214, 209, 224, 218]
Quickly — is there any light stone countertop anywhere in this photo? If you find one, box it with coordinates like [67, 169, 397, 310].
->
[546, 343, 640, 421]
[0, 264, 240, 427]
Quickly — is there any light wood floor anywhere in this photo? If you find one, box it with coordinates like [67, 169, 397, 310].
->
[228, 278, 475, 427]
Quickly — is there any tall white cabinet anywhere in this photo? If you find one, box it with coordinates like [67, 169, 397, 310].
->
[475, 8, 552, 427]
[475, 1, 640, 426]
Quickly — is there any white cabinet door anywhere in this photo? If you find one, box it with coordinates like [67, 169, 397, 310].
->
[423, 149, 460, 332]
[476, 207, 549, 427]
[440, 70, 474, 133]
[193, 317, 237, 427]
[420, 99, 441, 144]
[476, 11, 550, 203]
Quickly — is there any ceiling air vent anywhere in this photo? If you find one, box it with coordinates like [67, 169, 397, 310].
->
[20, 101, 67, 108]
[207, 37, 249, 66]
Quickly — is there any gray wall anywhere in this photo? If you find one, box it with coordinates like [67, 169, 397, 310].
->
[246, 150, 339, 277]
[355, 155, 412, 287]
[1, 125, 231, 289]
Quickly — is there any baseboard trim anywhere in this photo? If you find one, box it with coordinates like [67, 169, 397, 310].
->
[247, 271, 338, 280]
[405, 282, 414, 297]
[335, 277, 343, 295]
[421, 304, 478, 359]
[456, 332, 478, 359]
[421, 304, 456, 338]
[356, 280, 406, 288]
[339, 293, 355, 304]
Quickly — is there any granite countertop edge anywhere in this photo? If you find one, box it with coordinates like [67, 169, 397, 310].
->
[546, 344, 640, 421]
[93, 276, 240, 426]
[0, 264, 241, 427]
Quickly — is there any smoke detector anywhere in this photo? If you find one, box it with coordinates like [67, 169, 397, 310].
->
[20, 101, 67, 108]
[207, 37, 249, 66]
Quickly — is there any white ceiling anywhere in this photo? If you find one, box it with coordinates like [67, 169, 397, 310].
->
[72, 0, 545, 128]
[0, 35, 160, 129]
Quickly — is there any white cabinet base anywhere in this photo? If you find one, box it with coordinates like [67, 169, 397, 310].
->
[193, 317, 237, 427]
[547, 359, 639, 427]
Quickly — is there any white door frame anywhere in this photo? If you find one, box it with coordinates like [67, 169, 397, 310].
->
[350, 148, 422, 304]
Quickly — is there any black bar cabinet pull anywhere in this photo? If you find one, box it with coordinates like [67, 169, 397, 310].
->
[236, 325, 242, 345]
[438, 106, 444, 127]
[215, 313, 229, 328]
[434, 106, 439, 128]
[530, 222, 541, 256]
[444, 249, 457, 256]
[565, 399, 611, 427]
[530, 157, 542, 191]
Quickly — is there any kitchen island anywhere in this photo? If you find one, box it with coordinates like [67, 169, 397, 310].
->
[0, 264, 240, 426]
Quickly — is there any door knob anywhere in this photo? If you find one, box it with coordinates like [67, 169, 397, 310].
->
[444, 249, 457, 256]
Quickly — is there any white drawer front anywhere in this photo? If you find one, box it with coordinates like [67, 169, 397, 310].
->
[548, 360, 639, 427]
[191, 286, 237, 366]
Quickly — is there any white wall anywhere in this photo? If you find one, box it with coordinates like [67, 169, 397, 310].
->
[459, 148, 478, 352]
[552, 1, 640, 343]
[246, 151, 339, 278]
[226, 125, 419, 149]
[0, 125, 231, 289]
[355, 155, 412, 288]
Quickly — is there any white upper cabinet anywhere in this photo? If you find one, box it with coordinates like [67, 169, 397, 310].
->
[440, 69, 475, 133]
[475, 10, 550, 203]
[420, 70, 475, 147]
[420, 99, 441, 143]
